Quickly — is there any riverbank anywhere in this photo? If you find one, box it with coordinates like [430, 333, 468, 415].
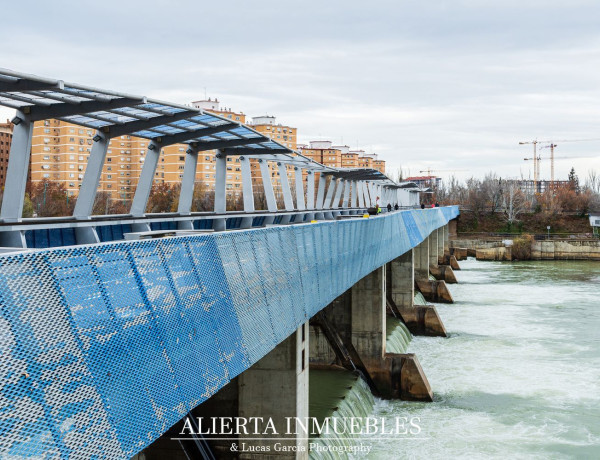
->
[451, 236, 600, 261]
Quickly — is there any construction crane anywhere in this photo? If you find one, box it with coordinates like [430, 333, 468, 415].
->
[518, 140, 541, 191]
[539, 143, 557, 188]
[519, 138, 600, 191]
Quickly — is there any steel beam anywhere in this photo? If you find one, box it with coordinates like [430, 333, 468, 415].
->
[306, 171, 315, 210]
[105, 110, 198, 138]
[358, 181, 366, 208]
[240, 156, 255, 212]
[278, 163, 294, 211]
[332, 179, 344, 209]
[130, 140, 162, 217]
[1, 112, 33, 222]
[316, 173, 327, 210]
[323, 176, 336, 209]
[73, 131, 110, 219]
[0, 76, 64, 92]
[177, 147, 199, 215]
[258, 159, 277, 212]
[294, 167, 306, 211]
[28, 97, 147, 121]
[214, 150, 227, 214]
[142, 123, 238, 147]
[342, 179, 351, 208]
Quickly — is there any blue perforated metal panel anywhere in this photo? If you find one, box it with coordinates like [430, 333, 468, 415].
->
[0, 206, 458, 458]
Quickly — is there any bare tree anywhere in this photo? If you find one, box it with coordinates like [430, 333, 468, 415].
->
[502, 180, 528, 226]
[482, 172, 503, 213]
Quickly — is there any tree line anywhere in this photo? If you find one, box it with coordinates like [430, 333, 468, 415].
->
[434, 168, 600, 229]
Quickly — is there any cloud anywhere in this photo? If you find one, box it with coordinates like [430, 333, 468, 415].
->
[1, 0, 600, 182]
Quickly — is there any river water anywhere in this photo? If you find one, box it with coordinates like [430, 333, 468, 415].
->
[365, 258, 600, 459]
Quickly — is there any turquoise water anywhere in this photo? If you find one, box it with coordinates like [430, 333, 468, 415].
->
[365, 259, 600, 459]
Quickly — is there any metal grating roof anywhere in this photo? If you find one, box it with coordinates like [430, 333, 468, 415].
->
[0, 68, 290, 154]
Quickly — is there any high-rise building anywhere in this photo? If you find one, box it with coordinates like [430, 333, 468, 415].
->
[30, 119, 146, 202]
[299, 141, 342, 167]
[247, 116, 298, 198]
[0, 120, 12, 189]
[249, 116, 297, 150]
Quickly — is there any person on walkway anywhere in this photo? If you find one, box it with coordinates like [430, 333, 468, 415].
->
[421, 203, 425, 209]
[387, 203, 392, 212]
[394, 204, 399, 210]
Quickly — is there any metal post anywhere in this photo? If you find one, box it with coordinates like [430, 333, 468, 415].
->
[358, 181, 366, 208]
[306, 170, 315, 210]
[259, 159, 278, 212]
[214, 150, 227, 214]
[294, 167, 306, 210]
[323, 176, 336, 209]
[332, 179, 344, 208]
[278, 162, 294, 211]
[367, 182, 375, 206]
[130, 140, 162, 217]
[177, 146, 199, 215]
[352, 181, 359, 208]
[1, 111, 33, 222]
[315, 173, 326, 209]
[73, 131, 110, 219]
[240, 156, 255, 212]
[341, 179, 351, 208]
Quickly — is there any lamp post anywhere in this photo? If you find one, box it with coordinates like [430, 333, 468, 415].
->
[547, 225, 551, 240]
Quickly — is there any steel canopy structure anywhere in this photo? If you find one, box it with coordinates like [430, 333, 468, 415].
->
[0, 69, 420, 249]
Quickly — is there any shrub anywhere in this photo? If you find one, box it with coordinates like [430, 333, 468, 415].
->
[511, 234, 533, 260]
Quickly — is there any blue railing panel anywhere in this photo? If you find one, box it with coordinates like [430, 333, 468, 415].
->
[0, 206, 458, 458]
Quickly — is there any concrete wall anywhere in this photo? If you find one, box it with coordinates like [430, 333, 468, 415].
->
[531, 240, 600, 260]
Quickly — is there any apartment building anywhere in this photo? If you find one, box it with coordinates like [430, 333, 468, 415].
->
[0, 121, 12, 189]
[247, 116, 298, 197]
[30, 119, 147, 201]
[26, 99, 384, 207]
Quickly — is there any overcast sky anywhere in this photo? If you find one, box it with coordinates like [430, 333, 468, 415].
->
[1, 0, 600, 183]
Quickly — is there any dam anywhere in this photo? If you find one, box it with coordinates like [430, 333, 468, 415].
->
[0, 69, 460, 459]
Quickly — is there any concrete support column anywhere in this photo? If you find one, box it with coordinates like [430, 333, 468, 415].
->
[416, 233, 454, 303]
[351, 267, 386, 371]
[388, 250, 414, 309]
[238, 323, 309, 458]
[444, 224, 450, 254]
[428, 231, 438, 267]
[413, 239, 430, 282]
[437, 228, 445, 264]
[311, 266, 433, 400]
[388, 251, 447, 337]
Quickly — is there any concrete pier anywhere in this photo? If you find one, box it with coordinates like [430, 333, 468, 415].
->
[310, 267, 433, 401]
[140, 325, 309, 460]
[238, 325, 309, 458]
[387, 250, 447, 337]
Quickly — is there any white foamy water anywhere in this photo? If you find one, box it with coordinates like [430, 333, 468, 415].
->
[364, 258, 600, 459]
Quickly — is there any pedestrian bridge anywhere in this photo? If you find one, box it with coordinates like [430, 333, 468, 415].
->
[0, 69, 459, 459]
[0, 206, 457, 458]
